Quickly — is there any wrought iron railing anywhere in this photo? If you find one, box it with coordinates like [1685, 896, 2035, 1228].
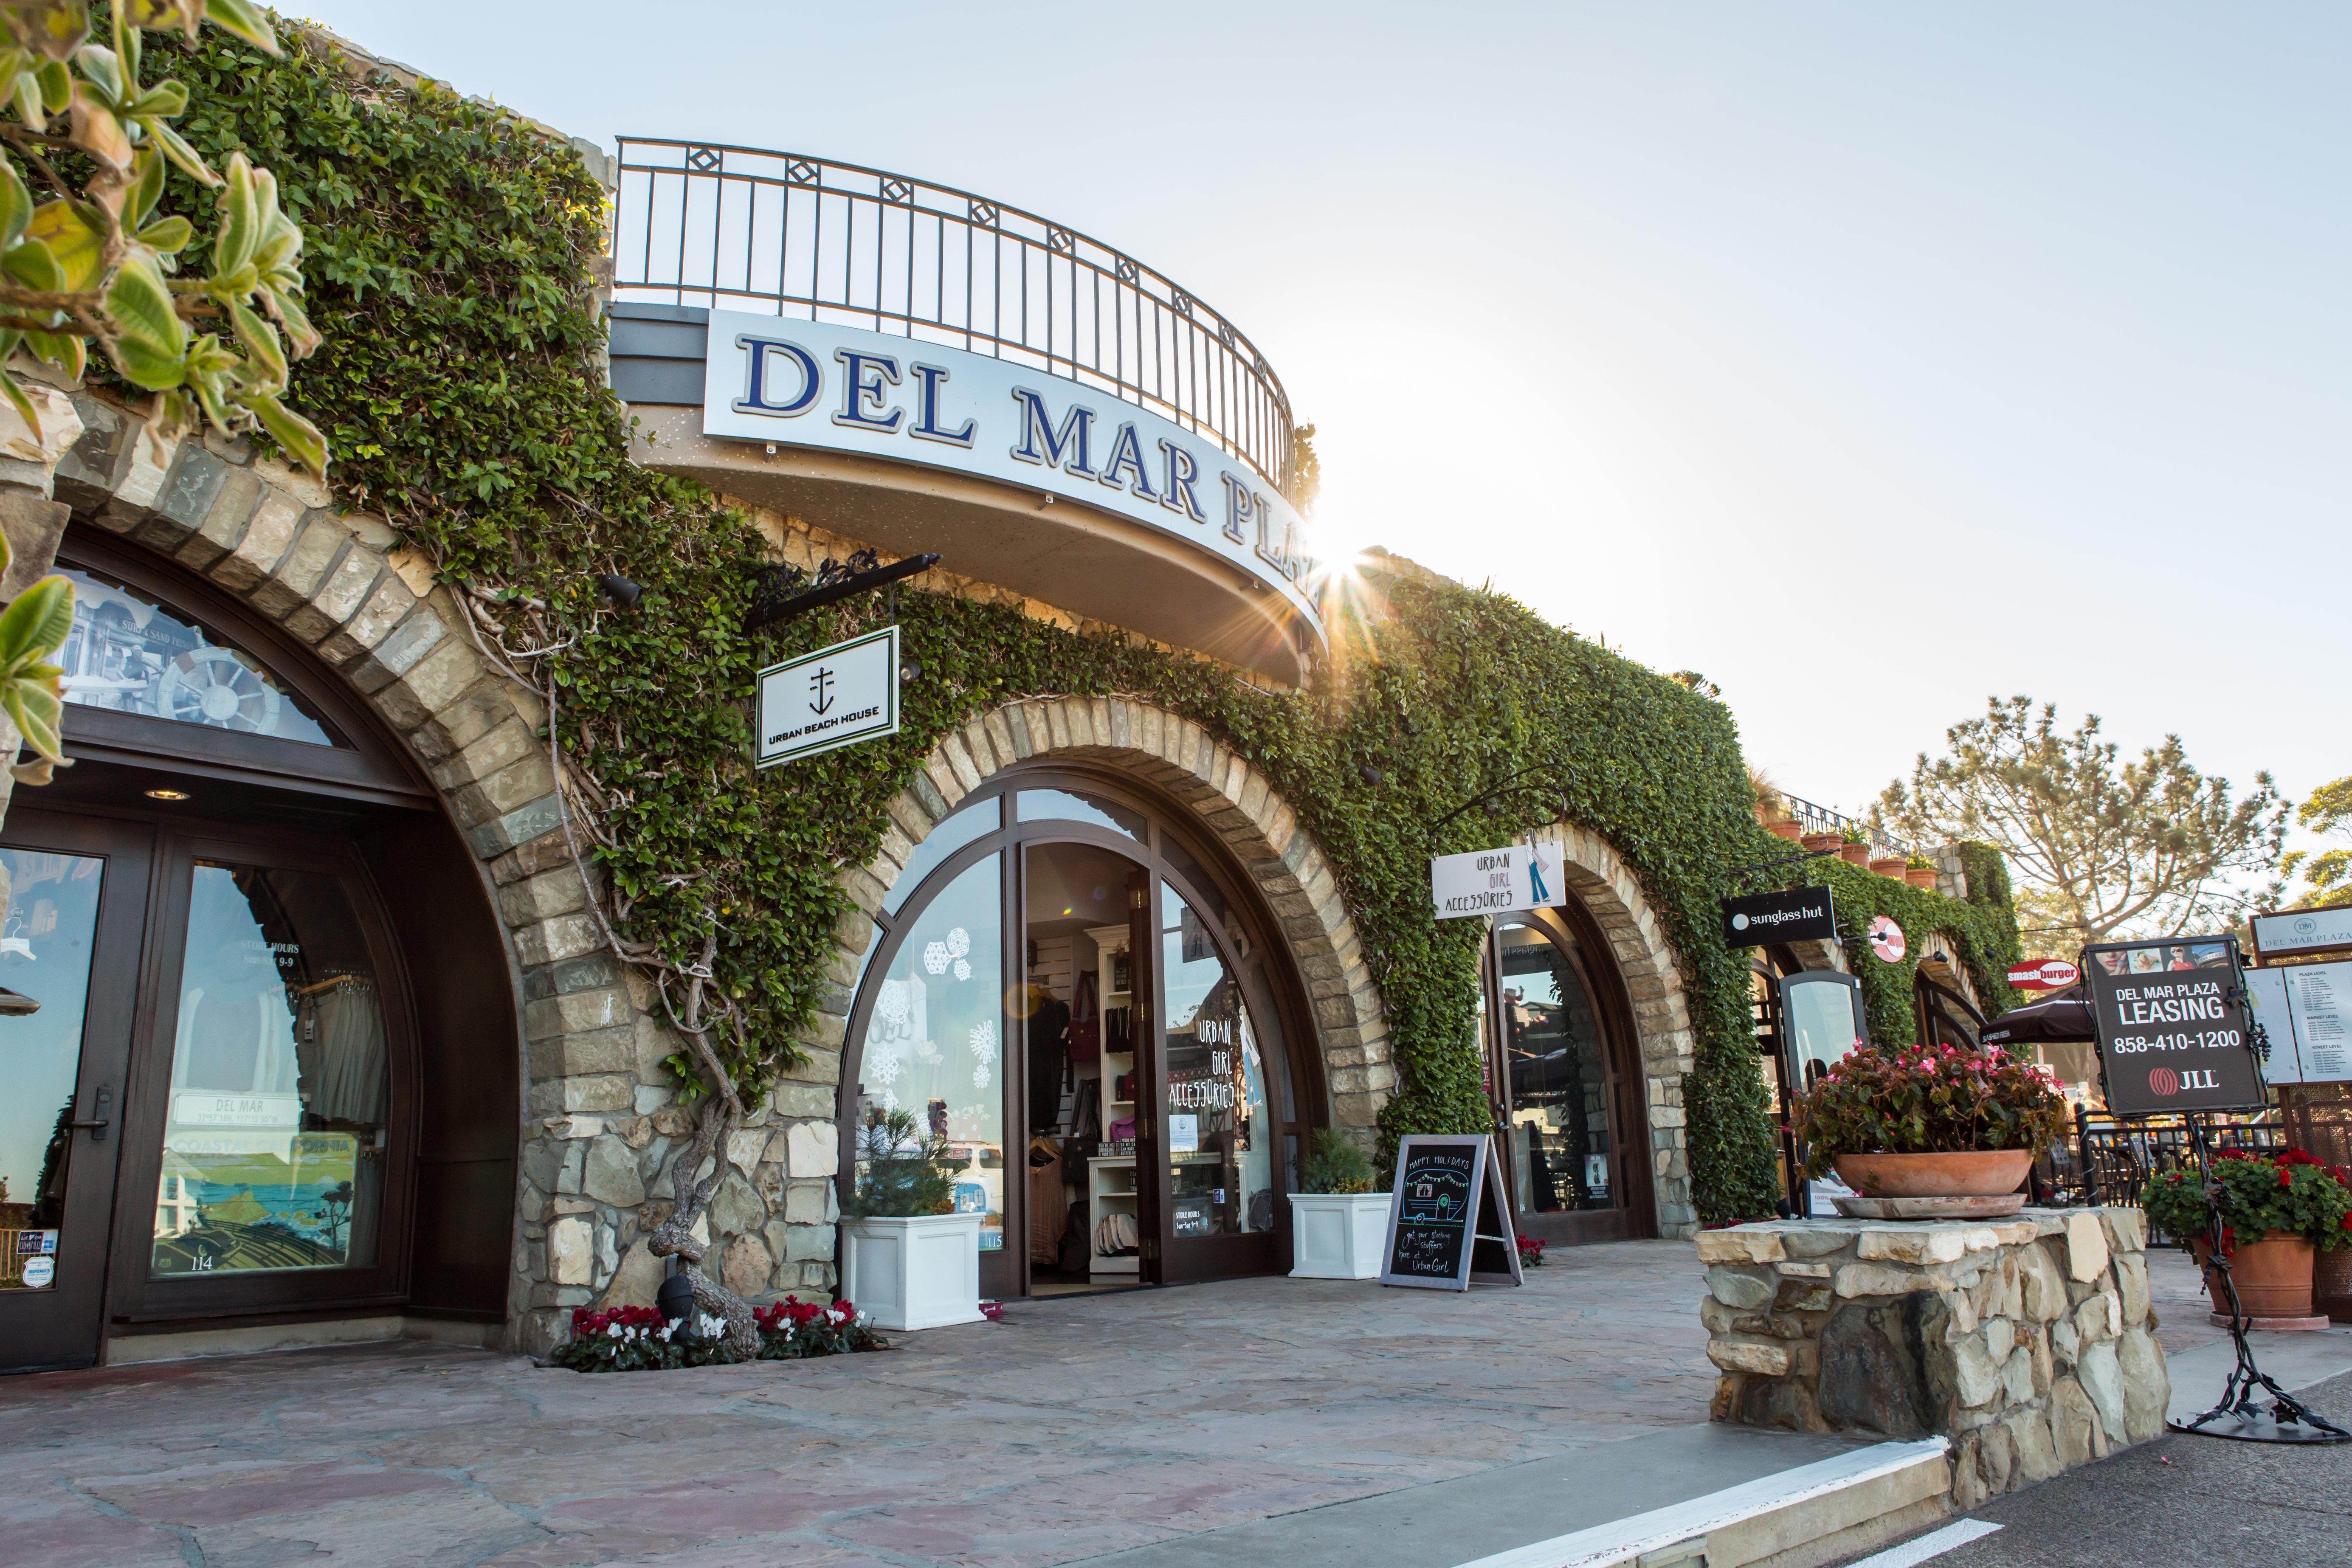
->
[609, 139, 1296, 495]
[1772, 791, 1910, 862]
[2048, 1107, 2288, 1215]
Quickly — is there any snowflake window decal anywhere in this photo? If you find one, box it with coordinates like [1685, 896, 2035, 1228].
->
[922, 940, 950, 976]
[946, 927, 971, 960]
[953, 959, 972, 982]
[970, 1021, 997, 1089]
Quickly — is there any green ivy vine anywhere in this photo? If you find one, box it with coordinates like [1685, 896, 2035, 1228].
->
[142, 20, 2018, 1226]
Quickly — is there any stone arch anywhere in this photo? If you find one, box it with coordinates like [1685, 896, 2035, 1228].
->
[831, 696, 1395, 1133]
[1540, 822, 1701, 1238]
[29, 386, 692, 1354]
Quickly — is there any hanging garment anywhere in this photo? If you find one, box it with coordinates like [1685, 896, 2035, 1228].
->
[1068, 969, 1101, 1062]
[1028, 1142, 1065, 1263]
[1026, 986, 1071, 1131]
[301, 977, 387, 1126]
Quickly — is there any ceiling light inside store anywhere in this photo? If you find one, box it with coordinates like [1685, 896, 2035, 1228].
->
[145, 788, 191, 801]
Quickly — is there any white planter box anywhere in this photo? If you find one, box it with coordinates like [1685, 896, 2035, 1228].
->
[842, 1213, 985, 1331]
[1288, 1192, 1393, 1279]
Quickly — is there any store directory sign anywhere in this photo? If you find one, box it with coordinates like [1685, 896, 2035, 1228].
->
[2083, 937, 2265, 1114]
[2250, 959, 2352, 1084]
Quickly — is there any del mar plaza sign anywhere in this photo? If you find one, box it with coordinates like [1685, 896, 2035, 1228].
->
[698, 312, 1321, 638]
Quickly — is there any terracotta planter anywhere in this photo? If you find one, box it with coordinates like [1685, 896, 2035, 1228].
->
[1801, 832, 1844, 855]
[1903, 867, 1939, 891]
[1869, 857, 1908, 879]
[1766, 818, 1804, 842]
[1833, 1149, 2035, 1199]
[1837, 844, 1871, 867]
[2193, 1233, 2317, 1319]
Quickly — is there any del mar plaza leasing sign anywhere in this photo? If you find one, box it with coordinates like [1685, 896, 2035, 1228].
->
[699, 311, 1319, 637]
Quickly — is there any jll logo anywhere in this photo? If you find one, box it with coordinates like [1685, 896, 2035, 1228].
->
[2148, 1067, 2179, 1096]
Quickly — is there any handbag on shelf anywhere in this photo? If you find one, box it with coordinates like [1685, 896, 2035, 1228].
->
[1068, 970, 1101, 1062]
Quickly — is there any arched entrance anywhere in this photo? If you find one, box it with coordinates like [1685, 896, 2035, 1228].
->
[840, 765, 1321, 1294]
[1482, 901, 1659, 1244]
[0, 522, 518, 1371]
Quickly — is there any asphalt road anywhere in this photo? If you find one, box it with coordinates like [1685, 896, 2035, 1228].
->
[1834, 1370, 2352, 1568]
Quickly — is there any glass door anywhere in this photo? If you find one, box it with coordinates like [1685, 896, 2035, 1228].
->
[1155, 878, 1281, 1281]
[0, 811, 153, 1373]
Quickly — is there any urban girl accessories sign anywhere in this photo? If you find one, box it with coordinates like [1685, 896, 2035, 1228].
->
[2083, 937, 2265, 1114]
[756, 626, 900, 767]
[701, 312, 1320, 640]
[1429, 839, 1566, 919]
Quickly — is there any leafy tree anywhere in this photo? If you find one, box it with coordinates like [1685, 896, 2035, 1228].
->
[0, 0, 321, 782]
[1875, 696, 2287, 954]
[2282, 775, 2352, 909]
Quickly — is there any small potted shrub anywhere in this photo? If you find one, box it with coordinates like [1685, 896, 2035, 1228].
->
[2141, 1150, 2352, 1319]
[1903, 856, 1939, 891]
[1836, 827, 1871, 867]
[840, 1106, 986, 1331]
[1795, 1041, 2069, 1202]
[1288, 1129, 1391, 1279]
[1868, 855, 1909, 880]
[1800, 830, 1844, 856]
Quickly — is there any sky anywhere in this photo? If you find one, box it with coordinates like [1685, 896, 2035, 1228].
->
[297, 1, 2348, 867]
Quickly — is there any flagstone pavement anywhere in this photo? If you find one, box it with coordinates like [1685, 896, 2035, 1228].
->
[1, 1239, 2220, 1568]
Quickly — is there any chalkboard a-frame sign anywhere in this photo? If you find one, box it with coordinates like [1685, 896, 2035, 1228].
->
[1379, 1134, 1524, 1291]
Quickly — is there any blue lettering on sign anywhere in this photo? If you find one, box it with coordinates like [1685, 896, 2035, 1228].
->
[1097, 421, 1158, 501]
[1158, 438, 1206, 523]
[732, 336, 822, 417]
[1221, 471, 1253, 545]
[833, 350, 904, 432]
[1008, 388, 1098, 477]
[908, 363, 975, 448]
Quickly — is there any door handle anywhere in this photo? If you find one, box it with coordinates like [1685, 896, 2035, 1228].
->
[67, 1083, 111, 1143]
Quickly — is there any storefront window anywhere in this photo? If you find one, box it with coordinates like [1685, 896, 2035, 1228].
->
[1783, 974, 1867, 1093]
[884, 796, 998, 914]
[152, 863, 389, 1276]
[1497, 923, 1614, 1214]
[854, 855, 1006, 1251]
[56, 566, 335, 746]
[0, 850, 104, 1291]
[1161, 882, 1273, 1235]
[1018, 787, 1146, 843]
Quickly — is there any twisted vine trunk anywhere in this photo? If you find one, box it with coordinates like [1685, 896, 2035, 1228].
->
[642, 933, 761, 1361]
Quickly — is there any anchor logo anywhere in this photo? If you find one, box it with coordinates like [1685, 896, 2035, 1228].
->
[808, 665, 836, 715]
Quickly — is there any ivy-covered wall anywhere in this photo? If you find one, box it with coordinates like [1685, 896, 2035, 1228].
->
[144, 19, 2018, 1239]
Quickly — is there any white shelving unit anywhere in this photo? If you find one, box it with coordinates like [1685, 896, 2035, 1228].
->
[1087, 921, 1139, 1278]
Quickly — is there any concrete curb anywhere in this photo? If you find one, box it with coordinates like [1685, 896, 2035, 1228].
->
[1453, 1439, 1952, 1568]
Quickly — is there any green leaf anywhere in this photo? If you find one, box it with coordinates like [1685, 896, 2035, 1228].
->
[228, 298, 284, 382]
[262, 282, 317, 358]
[106, 248, 183, 360]
[1, 671, 65, 765]
[67, 84, 132, 172]
[135, 214, 192, 253]
[108, 329, 186, 391]
[124, 145, 165, 229]
[0, 366, 35, 448]
[35, 58, 70, 112]
[0, 574, 74, 668]
[24, 199, 104, 290]
[245, 391, 328, 476]
[147, 118, 218, 186]
[0, 154, 30, 253]
[23, 329, 83, 381]
[130, 78, 187, 119]
[201, 0, 282, 56]
[212, 152, 257, 277]
[1, 236, 61, 293]
[72, 45, 122, 108]
[5, 3, 88, 65]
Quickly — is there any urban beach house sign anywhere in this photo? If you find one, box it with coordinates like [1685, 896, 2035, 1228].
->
[757, 626, 900, 767]
[700, 312, 1320, 638]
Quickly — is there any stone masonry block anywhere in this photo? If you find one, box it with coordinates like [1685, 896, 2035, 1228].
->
[207, 488, 305, 594]
[247, 517, 348, 619]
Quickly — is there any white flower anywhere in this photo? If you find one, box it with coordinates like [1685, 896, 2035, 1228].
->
[922, 940, 949, 975]
[606, 1323, 623, 1339]
[657, 1324, 674, 1340]
[946, 926, 971, 959]
[697, 1313, 726, 1340]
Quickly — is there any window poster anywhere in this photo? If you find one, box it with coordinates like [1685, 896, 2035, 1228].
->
[152, 1131, 361, 1274]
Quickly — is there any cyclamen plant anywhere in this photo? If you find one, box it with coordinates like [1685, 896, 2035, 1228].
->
[2140, 1149, 2352, 1255]
[551, 1298, 886, 1374]
[1794, 1040, 2070, 1180]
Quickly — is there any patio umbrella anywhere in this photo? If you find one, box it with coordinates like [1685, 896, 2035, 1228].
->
[1980, 985, 2095, 1047]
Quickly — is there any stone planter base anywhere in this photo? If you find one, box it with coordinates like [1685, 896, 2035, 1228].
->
[1699, 1208, 2166, 1510]
[1833, 1194, 2025, 1220]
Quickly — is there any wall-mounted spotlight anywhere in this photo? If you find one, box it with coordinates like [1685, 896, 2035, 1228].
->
[597, 573, 643, 609]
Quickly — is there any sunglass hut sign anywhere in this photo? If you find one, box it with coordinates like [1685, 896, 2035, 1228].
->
[700, 312, 1315, 618]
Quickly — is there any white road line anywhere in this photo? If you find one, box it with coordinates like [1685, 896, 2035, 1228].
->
[1842, 1518, 2004, 1568]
